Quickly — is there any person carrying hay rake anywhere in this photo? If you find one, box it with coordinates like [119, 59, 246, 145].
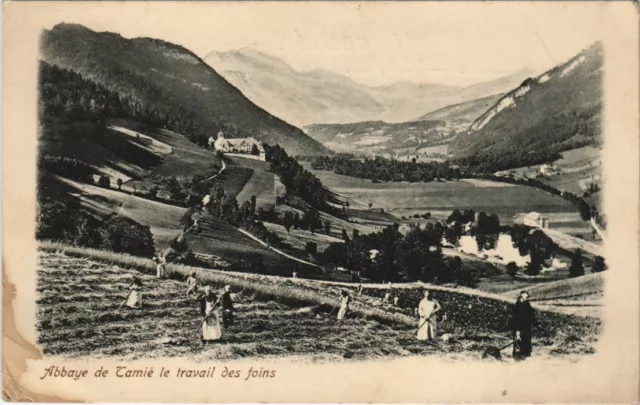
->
[417, 289, 441, 342]
[336, 290, 351, 321]
[153, 251, 167, 279]
[197, 285, 222, 342]
[186, 272, 198, 298]
[511, 290, 537, 360]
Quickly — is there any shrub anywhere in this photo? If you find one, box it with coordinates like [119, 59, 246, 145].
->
[305, 242, 318, 256]
[506, 261, 518, 278]
[98, 216, 155, 257]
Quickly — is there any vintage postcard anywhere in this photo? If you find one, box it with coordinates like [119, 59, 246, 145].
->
[3, 1, 639, 403]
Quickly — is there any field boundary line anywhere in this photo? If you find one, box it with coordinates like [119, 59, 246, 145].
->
[236, 228, 323, 269]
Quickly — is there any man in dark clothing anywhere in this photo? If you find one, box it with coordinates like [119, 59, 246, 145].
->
[221, 285, 234, 328]
[512, 290, 537, 360]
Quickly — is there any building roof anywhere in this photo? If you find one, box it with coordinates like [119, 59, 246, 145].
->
[524, 211, 547, 221]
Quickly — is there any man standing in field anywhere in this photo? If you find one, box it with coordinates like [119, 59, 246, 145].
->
[511, 290, 537, 360]
[417, 290, 441, 342]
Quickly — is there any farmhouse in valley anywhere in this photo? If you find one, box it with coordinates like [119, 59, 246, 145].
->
[209, 130, 266, 161]
[513, 211, 550, 229]
[539, 164, 560, 176]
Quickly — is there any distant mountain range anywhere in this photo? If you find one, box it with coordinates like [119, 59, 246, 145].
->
[450, 41, 603, 172]
[303, 42, 603, 169]
[205, 47, 534, 126]
[40, 23, 328, 156]
[417, 94, 504, 123]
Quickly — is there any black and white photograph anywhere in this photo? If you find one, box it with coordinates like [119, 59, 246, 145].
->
[3, 1, 639, 403]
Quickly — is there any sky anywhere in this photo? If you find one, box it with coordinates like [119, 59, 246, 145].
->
[39, 2, 605, 87]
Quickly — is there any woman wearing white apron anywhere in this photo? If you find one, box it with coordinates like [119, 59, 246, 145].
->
[200, 286, 222, 342]
[417, 290, 441, 342]
[125, 277, 143, 308]
[337, 291, 351, 320]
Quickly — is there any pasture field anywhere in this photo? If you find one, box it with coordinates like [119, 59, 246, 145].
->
[228, 155, 280, 210]
[57, 177, 186, 249]
[228, 155, 272, 171]
[184, 217, 308, 275]
[235, 168, 276, 210]
[108, 119, 223, 188]
[306, 165, 579, 224]
[36, 248, 601, 361]
[263, 222, 343, 254]
[213, 166, 254, 200]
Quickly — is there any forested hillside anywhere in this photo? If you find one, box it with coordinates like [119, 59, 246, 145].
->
[450, 42, 603, 173]
[41, 23, 328, 156]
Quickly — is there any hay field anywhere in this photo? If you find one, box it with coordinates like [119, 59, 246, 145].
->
[36, 247, 601, 362]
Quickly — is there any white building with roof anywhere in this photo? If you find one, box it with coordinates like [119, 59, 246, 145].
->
[513, 211, 550, 229]
[212, 130, 266, 161]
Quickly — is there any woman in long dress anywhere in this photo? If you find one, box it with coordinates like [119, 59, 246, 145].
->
[337, 291, 351, 320]
[154, 252, 167, 279]
[125, 277, 143, 308]
[417, 290, 441, 342]
[200, 286, 222, 342]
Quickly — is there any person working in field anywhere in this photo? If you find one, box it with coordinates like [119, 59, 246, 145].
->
[221, 285, 235, 328]
[356, 284, 363, 296]
[511, 290, 537, 360]
[199, 285, 222, 342]
[393, 295, 399, 307]
[382, 289, 391, 305]
[153, 252, 167, 279]
[417, 290, 441, 342]
[186, 272, 198, 298]
[201, 194, 211, 213]
[125, 277, 143, 309]
[336, 290, 351, 321]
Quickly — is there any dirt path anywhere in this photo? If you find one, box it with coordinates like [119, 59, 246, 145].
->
[197, 160, 227, 184]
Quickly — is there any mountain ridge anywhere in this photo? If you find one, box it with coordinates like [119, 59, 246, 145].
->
[450, 41, 603, 172]
[41, 23, 329, 156]
[205, 46, 535, 126]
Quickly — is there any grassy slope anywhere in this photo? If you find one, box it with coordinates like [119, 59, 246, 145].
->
[112, 119, 223, 181]
[36, 246, 601, 361]
[56, 176, 186, 249]
[230, 156, 277, 210]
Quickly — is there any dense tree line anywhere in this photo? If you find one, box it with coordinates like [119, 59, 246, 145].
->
[264, 144, 334, 211]
[320, 221, 476, 286]
[310, 155, 460, 183]
[39, 61, 211, 147]
[452, 106, 602, 173]
[38, 156, 96, 183]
